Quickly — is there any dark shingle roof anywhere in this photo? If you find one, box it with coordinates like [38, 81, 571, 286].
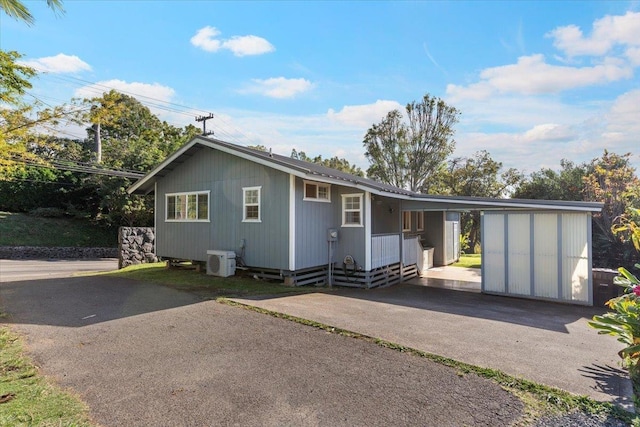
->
[128, 136, 602, 212]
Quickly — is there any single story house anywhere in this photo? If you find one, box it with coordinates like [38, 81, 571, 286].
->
[128, 136, 603, 305]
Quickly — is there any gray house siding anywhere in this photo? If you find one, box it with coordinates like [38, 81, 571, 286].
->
[293, 176, 334, 269]
[371, 195, 400, 235]
[293, 177, 366, 270]
[156, 148, 290, 268]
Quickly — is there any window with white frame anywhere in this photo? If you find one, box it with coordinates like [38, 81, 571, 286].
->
[304, 180, 331, 202]
[243, 186, 261, 222]
[342, 193, 363, 227]
[402, 211, 412, 232]
[416, 211, 424, 231]
[166, 191, 209, 221]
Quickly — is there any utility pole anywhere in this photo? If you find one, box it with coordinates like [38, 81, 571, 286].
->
[93, 122, 102, 163]
[195, 113, 215, 136]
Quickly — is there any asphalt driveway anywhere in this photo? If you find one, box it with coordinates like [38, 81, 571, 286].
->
[0, 262, 524, 426]
[233, 281, 632, 406]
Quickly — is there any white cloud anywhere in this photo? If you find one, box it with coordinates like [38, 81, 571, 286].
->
[74, 80, 176, 116]
[548, 11, 640, 57]
[447, 54, 632, 100]
[190, 26, 274, 56]
[19, 53, 91, 74]
[626, 46, 640, 66]
[522, 123, 576, 142]
[189, 26, 222, 52]
[222, 36, 275, 57]
[241, 77, 313, 99]
[327, 100, 403, 127]
[450, 88, 640, 173]
[604, 88, 640, 138]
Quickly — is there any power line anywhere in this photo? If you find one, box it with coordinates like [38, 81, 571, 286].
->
[34, 73, 259, 147]
[5, 155, 145, 179]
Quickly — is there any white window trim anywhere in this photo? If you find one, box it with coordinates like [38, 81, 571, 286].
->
[402, 211, 412, 232]
[303, 180, 331, 203]
[416, 211, 424, 231]
[243, 186, 262, 223]
[165, 191, 210, 222]
[341, 193, 363, 227]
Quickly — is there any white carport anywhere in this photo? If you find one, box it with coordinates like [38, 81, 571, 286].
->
[402, 196, 602, 306]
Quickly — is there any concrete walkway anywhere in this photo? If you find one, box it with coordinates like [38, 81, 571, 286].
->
[233, 282, 632, 407]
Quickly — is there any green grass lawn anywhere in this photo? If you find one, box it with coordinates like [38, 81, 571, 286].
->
[104, 262, 317, 298]
[452, 254, 482, 269]
[0, 326, 93, 426]
[0, 211, 117, 247]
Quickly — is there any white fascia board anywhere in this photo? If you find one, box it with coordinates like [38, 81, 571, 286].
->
[437, 202, 599, 212]
[127, 138, 201, 194]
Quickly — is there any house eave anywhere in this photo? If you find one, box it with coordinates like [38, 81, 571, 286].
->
[126, 136, 603, 213]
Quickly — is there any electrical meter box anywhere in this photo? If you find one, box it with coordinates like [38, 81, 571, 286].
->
[327, 228, 338, 242]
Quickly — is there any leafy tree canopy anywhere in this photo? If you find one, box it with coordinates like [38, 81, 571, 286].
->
[512, 159, 590, 201]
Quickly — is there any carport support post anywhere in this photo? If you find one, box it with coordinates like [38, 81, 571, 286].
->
[503, 214, 509, 294]
[399, 200, 404, 282]
[480, 212, 485, 293]
[557, 214, 563, 300]
[529, 214, 535, 297]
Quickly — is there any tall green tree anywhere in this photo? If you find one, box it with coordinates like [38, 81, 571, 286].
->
[0, 50, 39, 175]
[584, 151, 640, 269]
[364, 94, 459, 193]
[0, 0, 63, 25]
[291, 149, 364, 177]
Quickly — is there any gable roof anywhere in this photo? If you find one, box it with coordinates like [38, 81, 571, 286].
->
[127, 136, 602, 213]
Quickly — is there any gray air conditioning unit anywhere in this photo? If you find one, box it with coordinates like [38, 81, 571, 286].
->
[206, 250, 237, 277]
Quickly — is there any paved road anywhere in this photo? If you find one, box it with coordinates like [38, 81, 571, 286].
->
[0, 262, 524, 426]
[234, 283, 632, 406]
[0, 259, 118, 282]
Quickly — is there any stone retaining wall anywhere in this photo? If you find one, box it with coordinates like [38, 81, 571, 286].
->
[119, 227, 157, 269]
[0, 246, 117, 259]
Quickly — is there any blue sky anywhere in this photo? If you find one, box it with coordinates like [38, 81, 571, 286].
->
[2, 1, 639, 174]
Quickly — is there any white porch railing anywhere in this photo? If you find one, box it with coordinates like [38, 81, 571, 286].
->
[403, 235, 421, 265]
[371, 234, 400, 269]
[371, 234, 422, 270]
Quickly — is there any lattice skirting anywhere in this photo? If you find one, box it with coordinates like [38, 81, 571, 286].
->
[244, 262, 418, 289]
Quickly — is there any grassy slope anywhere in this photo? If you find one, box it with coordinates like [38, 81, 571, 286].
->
[0, 212, 117, 247]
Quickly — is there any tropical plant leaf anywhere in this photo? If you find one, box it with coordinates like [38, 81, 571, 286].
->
[620, 344, 640, 357]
